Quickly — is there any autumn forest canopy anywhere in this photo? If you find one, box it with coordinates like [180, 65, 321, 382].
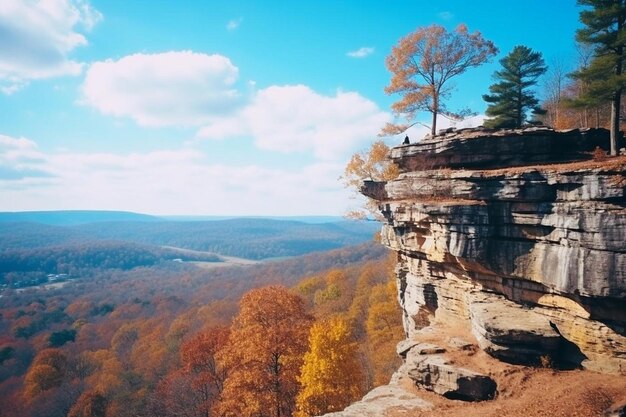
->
[0, 216, 402, 417]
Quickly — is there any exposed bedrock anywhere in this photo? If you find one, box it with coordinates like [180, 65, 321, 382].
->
[404, 347, 497, 401]
[364, 127, 626, 375]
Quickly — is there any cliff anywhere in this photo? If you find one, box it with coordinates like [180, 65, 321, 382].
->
[327, 127, 626, 416]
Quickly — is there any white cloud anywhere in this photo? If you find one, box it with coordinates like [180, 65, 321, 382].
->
[347, 47, 374, 58]
[79, 51, 388, 161]
[226, 17, 243, 31]
[198, 85, 390, 161]
[0, 134, 50, 180]
[0, 0, 102, 93]
[81, 51, 241, 127]
[438, 11, 453, 21]
[0, 134, 355, 216]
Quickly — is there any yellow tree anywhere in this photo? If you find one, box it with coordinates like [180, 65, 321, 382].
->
[382, 24, 497, 137]
[295, 317, 364, 417]
[366, 281, 404, 386]
[343, 140, 399, 219]
[219, 286, 313, 417]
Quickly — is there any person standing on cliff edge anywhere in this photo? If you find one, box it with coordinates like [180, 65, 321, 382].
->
[403, 135, 410, 144]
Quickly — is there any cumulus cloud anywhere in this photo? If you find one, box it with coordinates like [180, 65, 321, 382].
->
[79, 50, 388, 161]
[81, 51, 241, 127]
[226, 17, 243, 31]
[0, 135, 51, 180]
[347, 47, 374, 58]
[198, 85, 390, 161]
[0, 134, 354, 215]
[0, 0, 101, 93]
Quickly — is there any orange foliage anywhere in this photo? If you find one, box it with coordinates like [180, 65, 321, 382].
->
[67, 391, 107, 417]
[0, 243, 397, 417]
[384, 24, 497, 136]
[177, 326, 230, 416]
[23, 349, 67, 399]
[219, 286, 313, 417]
[343, 140, 399, 219]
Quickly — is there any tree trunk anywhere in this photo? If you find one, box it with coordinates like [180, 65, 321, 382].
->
[612, 14, 624, 156]
[517, 86, 523, 128]
[431, 110, 437, 137]
[611, 92, 620, 155]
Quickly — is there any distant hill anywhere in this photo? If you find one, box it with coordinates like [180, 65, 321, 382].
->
[0, 217, 380, 260]
[0, 240, 222, 284]
[0, 210, 159, 225]
[162, 215, 347, 224]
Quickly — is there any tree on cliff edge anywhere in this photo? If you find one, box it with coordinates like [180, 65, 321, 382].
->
[571, 0, 626, 155]
[483, 45, 547, 128]
[342, 140, 399, 220]
[381, 24, 497, 137]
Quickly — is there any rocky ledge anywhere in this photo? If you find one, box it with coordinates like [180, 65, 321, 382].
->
[361, 127, 626, 375]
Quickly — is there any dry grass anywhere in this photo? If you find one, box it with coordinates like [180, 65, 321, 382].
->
[388, 322, 626, 417]
[459, 155, 626, 177]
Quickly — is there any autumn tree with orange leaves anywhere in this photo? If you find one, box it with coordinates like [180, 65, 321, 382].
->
[343, 140, 399, 220]
[23, 349, 67, 399]
[67, 391, 107, 417]
[180, 326, 230, 416]
[218, 286, 313, 417]
[382, 24, 497, 137]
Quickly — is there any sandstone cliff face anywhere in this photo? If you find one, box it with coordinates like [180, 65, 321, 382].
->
[363, 127, 626, 375]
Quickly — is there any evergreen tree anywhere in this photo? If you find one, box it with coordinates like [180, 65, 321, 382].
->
[483, 45, 547, 128]
[571, 0, 626, 155]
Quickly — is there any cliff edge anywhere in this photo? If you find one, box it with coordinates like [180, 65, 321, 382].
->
[327, 127, 626, 416]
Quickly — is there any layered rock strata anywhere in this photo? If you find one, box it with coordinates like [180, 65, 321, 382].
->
[363, 127, 626, 374]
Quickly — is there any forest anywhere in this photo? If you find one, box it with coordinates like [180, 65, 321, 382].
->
[0, 217, 379, 293]
[0, 241, 223, 287]
[0, 218, 379, 260]
[0, 223, 403, 417]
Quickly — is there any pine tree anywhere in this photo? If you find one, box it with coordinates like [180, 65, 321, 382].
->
[483, 45, 547, 128]
[572, 0, 626, 155]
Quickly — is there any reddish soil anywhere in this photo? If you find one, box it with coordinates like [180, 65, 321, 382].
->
[388, 323, 626, 417]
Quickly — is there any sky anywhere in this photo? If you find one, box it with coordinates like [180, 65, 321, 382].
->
[0, 0, 582, 216]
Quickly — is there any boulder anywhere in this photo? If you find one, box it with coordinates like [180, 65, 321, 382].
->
[469, 295, 562, 365]
[321, 384, 431, 417]
[405, 354, 497, 401]
[448, 337, 476, 351]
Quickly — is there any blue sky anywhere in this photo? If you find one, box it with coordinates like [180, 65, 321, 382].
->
[0, 0, 581, 215]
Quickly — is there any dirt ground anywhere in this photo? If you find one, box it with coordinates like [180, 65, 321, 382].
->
[388, 323, 626, 417]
